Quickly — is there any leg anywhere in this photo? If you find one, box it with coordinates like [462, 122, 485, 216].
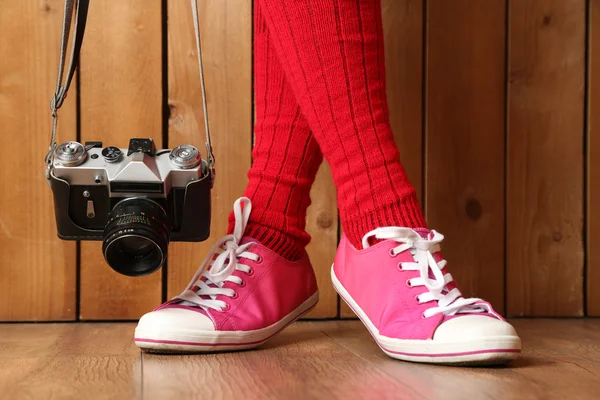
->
[258, 0, 521, 365]
[258, 0, 426, 249]
[133, 3, 321, 352]
[228, 4, 323, 261]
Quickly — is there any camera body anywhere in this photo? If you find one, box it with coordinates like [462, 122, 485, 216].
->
[49, 138, 212, 276]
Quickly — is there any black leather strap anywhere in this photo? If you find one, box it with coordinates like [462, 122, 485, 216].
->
[46, 0, 89, 178]
[52, 0, 89, 110]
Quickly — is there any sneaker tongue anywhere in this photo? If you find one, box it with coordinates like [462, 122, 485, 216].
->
[413, 228, 431, 239]
[366, 228, 430, 247]
[239, 237, 257, 246]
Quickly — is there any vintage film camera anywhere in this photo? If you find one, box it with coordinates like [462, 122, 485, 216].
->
[49, 139, 212, 276]
[46, 0, 214, 276]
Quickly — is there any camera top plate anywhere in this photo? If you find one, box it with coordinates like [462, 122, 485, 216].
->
[52, 140, 208, 198]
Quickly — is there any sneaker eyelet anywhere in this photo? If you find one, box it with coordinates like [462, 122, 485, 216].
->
[414, 295, 421, 303]
[220, 304, 230, 312]
[231, 292, 239, 299]
[389, 249, 397, 257]
[246, 267, 254, 276]
[406, 279, 412, 287]
[397, 263, 404, 271]
[421, 313, 427, 319]
[255, 256, 263, 264]
[238, 280, 246, 287]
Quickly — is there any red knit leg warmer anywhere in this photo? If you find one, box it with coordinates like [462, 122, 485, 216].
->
[228, 3, 323, 260]
[257, 0, 427, 248]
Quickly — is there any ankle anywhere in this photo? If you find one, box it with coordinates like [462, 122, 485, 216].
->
[341, 194, 427, 249]
[228, 221, 306, 261]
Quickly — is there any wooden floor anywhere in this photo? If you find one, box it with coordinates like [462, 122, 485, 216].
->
[1, 319, 599, 399]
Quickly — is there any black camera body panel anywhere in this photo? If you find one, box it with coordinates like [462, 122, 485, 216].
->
[50, 173, 211, 242]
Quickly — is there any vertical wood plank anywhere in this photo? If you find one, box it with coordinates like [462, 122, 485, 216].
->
[305, 164, 338, 318]
[341, 0, 425, 318]
[384, 0, 424, 203]
[166, 0, 252, 298]
[0, 0, 76, 321]
[589, 0, 600, 316]
[79, 0, 163, 319]
[425, 0, 506, 312]
[507, 0, 585, 316]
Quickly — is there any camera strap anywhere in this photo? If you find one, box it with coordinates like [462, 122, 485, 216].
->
[46, 0, 215, 180]
[45, 0, 89, 180]
[191, 0, 215, 173]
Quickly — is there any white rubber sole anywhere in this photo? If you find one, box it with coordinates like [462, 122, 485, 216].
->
[331, 265, 521, 365]
[134, 291, 319, 353]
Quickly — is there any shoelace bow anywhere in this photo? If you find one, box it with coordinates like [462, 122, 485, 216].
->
[363, 227, 490, 318]
[174, 197, 259, 311]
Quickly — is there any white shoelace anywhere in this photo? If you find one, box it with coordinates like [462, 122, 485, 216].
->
[173, 197, 259, 312]
[362, 227, 491, 318]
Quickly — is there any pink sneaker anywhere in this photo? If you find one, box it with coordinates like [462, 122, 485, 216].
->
[134, 197, 319, 353]
[332, 227, 521, 365]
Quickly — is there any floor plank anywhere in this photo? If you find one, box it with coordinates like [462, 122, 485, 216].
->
[141, 322, 407, 400]
[1, 320, 600, 399]
[321, 319, 600, 400]
[0, 324, 141, 400]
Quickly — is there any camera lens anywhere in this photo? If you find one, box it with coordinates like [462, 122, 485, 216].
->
[102, 198, 169, 276]
[117, 236, 155, 256]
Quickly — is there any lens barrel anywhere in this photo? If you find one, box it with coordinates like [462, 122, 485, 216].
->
[102, 198, 169, 276]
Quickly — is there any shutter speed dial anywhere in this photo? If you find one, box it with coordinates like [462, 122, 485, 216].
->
[54, 141, 87, 167]
[169, 145, 201, 169]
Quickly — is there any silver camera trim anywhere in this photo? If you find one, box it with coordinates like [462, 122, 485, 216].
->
[52, 143, 209, 198]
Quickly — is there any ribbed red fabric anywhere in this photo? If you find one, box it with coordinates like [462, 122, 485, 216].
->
[228, 2, 323, 261]
[256, 0, 427, 248]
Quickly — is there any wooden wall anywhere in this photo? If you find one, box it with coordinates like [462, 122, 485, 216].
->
[0, 0, 595, 320]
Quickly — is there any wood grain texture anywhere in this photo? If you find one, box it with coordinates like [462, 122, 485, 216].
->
[507, 0, 585, 316]
[304, 163, 338, 318]
[141, 322, 409, 400]
[166, 0, 252, 298]
[383, 0, 424, 201]
[3, 320, 600, 399]
[425, 0, 507, 312]
[321, 319, 600, 400]
[0, 324, 141, 399]
[341, 0, 425, 319]
[0, 0, 76, 321]
[79, 0, 162, 319]
[588, 0, 600, 316]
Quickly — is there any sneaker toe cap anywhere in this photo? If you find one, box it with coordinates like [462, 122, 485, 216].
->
[433, 315, 519, 342]
[137, 307, 215, 332]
